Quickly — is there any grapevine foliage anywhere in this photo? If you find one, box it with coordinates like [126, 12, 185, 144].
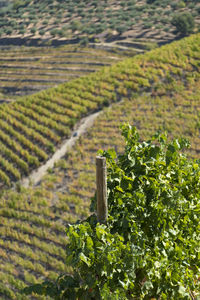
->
[23, 124, 200, 299]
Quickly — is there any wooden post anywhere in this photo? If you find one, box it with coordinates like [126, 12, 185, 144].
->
[96, 156, 108, 223]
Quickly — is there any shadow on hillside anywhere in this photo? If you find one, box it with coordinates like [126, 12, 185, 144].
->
[0, 37, 81, 48]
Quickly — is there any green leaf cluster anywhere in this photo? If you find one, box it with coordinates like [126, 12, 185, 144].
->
[171, 12, 195, 36]
[23, 124, 200, 299]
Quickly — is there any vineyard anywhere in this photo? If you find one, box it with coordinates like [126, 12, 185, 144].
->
[1, 0, 200, 103]
[0, 34, 199, 188]
[0, 33, 199, 299]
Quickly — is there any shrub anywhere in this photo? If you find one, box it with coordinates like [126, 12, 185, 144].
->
[94, 23, 107, 34]
[42, 19, 48, 25]
[4, 27, 12, 35]
[57, 29, 65, 37]
[28, 14, 36, 20]
[70, 20, 81, 32]
[171, 2, 179, 10]
[116, 24, 128, 35]
[23, 125, 200, 299]
[146, 0, 157, 3]
[171, 12, 195, 35]
[12, 0, 26, 10]
[39, 29, 45, 36]
[30, 27, 36, 34]
[50, 28, 59, 37]
[79, 36, 89, 46]
[188, 3, 195, 9]
[19, 28, 26, 35]
[196, 6, 200, 14]
[143, 22, 153, 29]
[82, 26, 95, 35]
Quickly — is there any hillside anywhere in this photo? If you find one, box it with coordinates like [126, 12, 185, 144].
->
[0, 0, 199, 45]
[0, 33, 199, 187]
[0, 34, 200, 188]
[0, 34, 199, 299]
[0, 45, 125, 101]
[1, 0, 199, 101]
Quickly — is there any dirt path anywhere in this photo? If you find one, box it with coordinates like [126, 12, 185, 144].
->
[21, 111, 101, 187]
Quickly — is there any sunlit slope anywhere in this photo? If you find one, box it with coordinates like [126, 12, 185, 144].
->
[0, 0, 199, 44]
[0, 34, 200, 299]
[0, 45, 122, 100]
[0, 33, 199, 187]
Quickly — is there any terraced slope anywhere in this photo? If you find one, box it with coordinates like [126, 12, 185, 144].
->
[0, 44, 123, 101]
[0, 33, 199, 188]
[0, 0, 200, 44]
[1, 0, 199, 102]
[0, 34, 200, 300]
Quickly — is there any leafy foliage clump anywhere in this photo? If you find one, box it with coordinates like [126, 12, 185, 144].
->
[23, 125, 200, 299]
[171, 12, 195, 35]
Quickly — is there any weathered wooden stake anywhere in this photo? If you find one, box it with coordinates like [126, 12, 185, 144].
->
[96, 156, 108, 223]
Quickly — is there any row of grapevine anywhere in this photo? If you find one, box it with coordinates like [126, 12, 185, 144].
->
[0, 34, 200, 299]
[15, 67, 200, 299]
[1, 106, 60, 143]
[0, 34, 199, 186]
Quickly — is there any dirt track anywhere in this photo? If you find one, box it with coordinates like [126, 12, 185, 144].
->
[21, 111, 101, 187]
